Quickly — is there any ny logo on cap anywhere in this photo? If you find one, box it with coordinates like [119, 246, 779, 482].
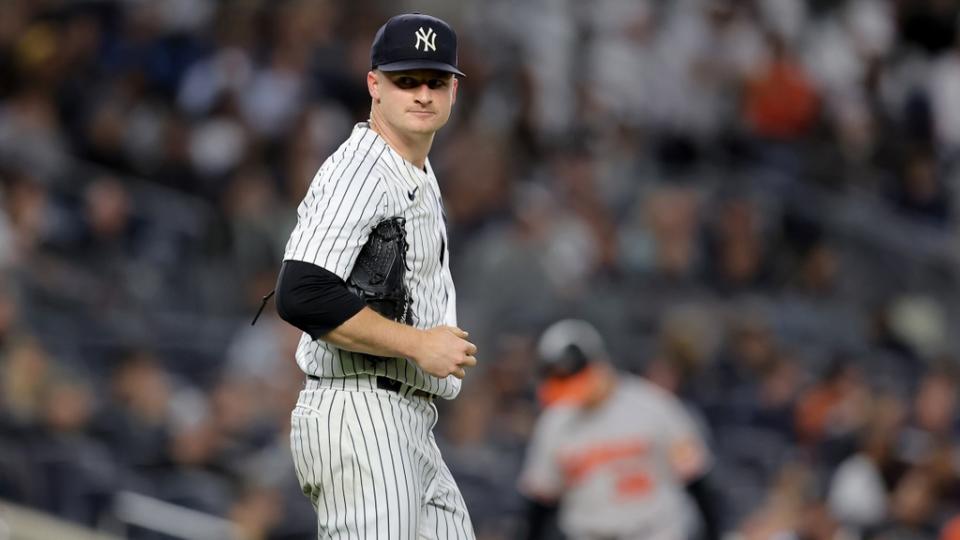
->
[414, 27, 437, 52]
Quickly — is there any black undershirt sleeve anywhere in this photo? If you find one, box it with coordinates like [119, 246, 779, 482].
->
[687, 471, 722, 540]
[274, 259, 367, 340]
[522, 496, 560, 540]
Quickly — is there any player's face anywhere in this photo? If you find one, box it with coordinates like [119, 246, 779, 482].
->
[370, 69, 458, 135]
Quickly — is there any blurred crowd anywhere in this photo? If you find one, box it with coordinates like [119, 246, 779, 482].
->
[0, 0, 959, 539]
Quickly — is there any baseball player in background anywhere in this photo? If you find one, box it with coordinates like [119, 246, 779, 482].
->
[272, 13, 477, 539]
[520, 319, 720, 540]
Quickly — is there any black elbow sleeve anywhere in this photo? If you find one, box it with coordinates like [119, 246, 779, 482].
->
[687, 472, 722, 540]
[522, 497, 559, 540]
[275, 259, 366, 339]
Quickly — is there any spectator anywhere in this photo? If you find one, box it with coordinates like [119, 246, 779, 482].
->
[744, 33, 819, 140]
[889, 147, 952, 226]
[828, 394, 907, 533]
[28, 373, 118, 525]
[795, 354, 872, 465]
[870, 467, 941, 540]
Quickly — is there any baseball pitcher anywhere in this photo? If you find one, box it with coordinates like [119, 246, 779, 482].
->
[273, 12, 476, 539]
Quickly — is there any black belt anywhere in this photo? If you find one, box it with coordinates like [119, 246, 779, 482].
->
[307, 375, 433, 400]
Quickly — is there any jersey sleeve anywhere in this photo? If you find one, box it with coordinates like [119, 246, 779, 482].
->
[518, 411, 567, 501]
[656, 390, 712, 481]
[441, 239, 457, 326]
[283, 162, 388, 279]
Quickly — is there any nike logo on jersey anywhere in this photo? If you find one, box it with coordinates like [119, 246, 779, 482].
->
[408, 186, 419, 201]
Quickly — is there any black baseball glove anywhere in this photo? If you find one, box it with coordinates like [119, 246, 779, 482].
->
[346, 217, 412, 324]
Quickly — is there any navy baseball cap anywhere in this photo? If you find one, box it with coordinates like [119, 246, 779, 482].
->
[370, 13, 465, 77]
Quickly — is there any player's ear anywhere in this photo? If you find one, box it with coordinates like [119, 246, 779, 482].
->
[368, 70, 380, 102]
[451, 76, 459, 105]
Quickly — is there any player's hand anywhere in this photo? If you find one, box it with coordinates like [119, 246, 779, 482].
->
[412, 326, 478, 379]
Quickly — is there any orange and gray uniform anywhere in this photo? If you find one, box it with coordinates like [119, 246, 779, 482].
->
[519, 376, 710, 540]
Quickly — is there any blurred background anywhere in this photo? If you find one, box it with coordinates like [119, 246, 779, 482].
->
[0, 0, 959, 538]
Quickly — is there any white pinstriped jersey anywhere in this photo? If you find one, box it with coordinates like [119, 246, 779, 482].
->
[283, 122, 460, 399]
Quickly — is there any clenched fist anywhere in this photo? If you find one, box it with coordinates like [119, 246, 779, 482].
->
[412, 326, 478, 379]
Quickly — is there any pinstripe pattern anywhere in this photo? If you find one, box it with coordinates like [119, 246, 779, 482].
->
[291, 376, 476, 539]
[283, 122, 473, 538]
[283, 122, 461, 400]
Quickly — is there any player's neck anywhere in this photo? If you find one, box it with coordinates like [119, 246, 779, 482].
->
[368, 114, 433, 170]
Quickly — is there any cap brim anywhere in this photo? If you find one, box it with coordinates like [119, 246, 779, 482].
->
[376, 60, 465, 77]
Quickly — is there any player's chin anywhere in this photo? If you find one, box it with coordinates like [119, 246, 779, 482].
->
[405, 114, 447, 133]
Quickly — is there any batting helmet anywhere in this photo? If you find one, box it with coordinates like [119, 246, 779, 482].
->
[536, 319, 609, 406]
